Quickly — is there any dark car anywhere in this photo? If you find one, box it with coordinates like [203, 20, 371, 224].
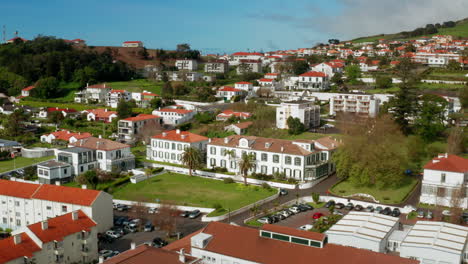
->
[375, 206, 384, 214]
[300, 203, 314, 210]
[344, 203, 354, 210]
[274, 213, 286, 220]
[354, 204, 363, 211]
[144, 221, 154, 232]
[462, 212, 468, 224]
[189, 210, 201, 219]
[279, 189, 288, 196]
[381, 207, 392, 215]
[269, 215, 279, 223]
[365, 205, 374, 212]
[391, 208, 401, 217]
[98, 233, 115, 243]
[335, 203, 345, 209]
[180, 211, 190, 217]
[294, 204, 308, 212]
[153, 237, 168, 248]
[325, 200, 336, 208]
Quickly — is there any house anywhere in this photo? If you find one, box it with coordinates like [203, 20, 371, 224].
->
[152, 107, 195, 126]
[21, 86, 35, 97]
[147, 129, 208, 165]
[175, 59, 198, 71]
[0, 102, 15, 115]
[118, 114, 162, 144]
[6, 37, 28, 44]
[37, 160, 73, 184]
[234, 81, 253, 92]
[224, 121, 253, 135]
[74, 83, 112, 104]
[326, 212, 399, 253]
[329, 93, 380, 117]
[216, 86, 245, 102]
[138, 91, 159, 108]
[230, 52, 263, 65]
[38, 107, 78, 119]
[85, 109, 118, 123]
[0, 179, 113, 232]
[122, 41, 143, 47]
[311, 62, 344, 77]
[207, 135, 340, 181]
[204, 60, 229, 73]
[70, 137, 135, 172]
[107, 89, 131, 108]
[236, 60, 262, 74]
[297, 71, 330, 90]
[276, 101, 320, 130]
[0, 139, 22, 153]
[264, 73, 279, 79]
[258, 78, 277, 89]
[419, 154, 468, 208]
[40, 130, 92, 144]
[102, 244, 197, 264]
[216, 110, 252, 121]
[1, 210, 98, 264]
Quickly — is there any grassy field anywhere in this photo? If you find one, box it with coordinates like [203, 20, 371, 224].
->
[19, 100, 106, 111]
[275, 131, 340, 141]
[330, 177, 419, 204]
[0, 156, 54, 173]
[107, 79, 163, 94]
[112, 172, 276, 214]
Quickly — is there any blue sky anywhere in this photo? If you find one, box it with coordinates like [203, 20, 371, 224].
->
[2, 0, 467, 53]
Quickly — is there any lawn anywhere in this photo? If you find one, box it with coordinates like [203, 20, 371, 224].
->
[330, 177, 419, 204]
[0, 156, 54, 173]
[112, 172, 277, 215]
[19, 100, 105, 111]
[107, 79, 163, 94]
[276, 131, 340, 141]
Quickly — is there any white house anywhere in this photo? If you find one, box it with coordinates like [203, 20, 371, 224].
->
[40, 130, 92, 144]
[216, 86, 245, 102]
[0, 179, 113, 233]
[147, 129, 208, 165]
[74, 83, 111, 104]
[122, 41, 143, 47]
[152, 107, 195, 125]
[230, 52, 263, 65]
[234, 82, 253, 92]
[38, 107, 79, 119]
[85, 109, 118, 123]
[37, 160, 73, 184]
[20, 86, 35, 98]
[258, 78, 278, 89]
[297, 71, 330, 90]
[107, 89, 131, 108]
[2, 210, 99, 264]
[311, 62, 344, 77]
[216, 110, 252, 121]
[175, 59, 198, 71]
[207, 135, 340, 181]
[419, 154, 468, 208]
[276, 100, 320, 130]
[329, 93, 380, 117]
[118, 114, 162, 144]
[224, 121, 253, 135]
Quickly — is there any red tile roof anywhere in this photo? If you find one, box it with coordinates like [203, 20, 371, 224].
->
[299, 71, 327, 77]
[45, 130, 92, 141]
[262, 224, 325, 241]
[123, 41, 143, 44]
[47, 107, 77, 113]
[70, 136, 130, 151]
[0, 233, 41, 263]
[259, 78, 274, 82]
[110, 89, 126, 93]
[156, 108, 193, 114]
[424, 154, 468, 173]
[85, 109, 117, 118]
[142, 92, 159, 96]
[22, 85, 35, 91]
[28, 210, 96, 243]
[230, 121, 253, 129]
[232, 52, 263, 56]
[0, 179, 41, 199]
[123, 114, 160, 122]
[103, 245, 199, 264]
[217, 110, 252, 119]
[152, 130, 208, 143]
[219, 86, 242, 92]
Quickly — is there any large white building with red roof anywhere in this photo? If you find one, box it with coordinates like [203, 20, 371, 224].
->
[152, 107, 195, 125]
[298, 71, 330, 90]
[311, 62, 344, 77]
[122, 41, 143, 48]
[420, 154, 468, 208]
[147, 129, 209, 165]
[0, 179, 112, 233]
[230, 52, 263, 65]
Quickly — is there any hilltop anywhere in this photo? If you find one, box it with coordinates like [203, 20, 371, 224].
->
[351, 17, 468, 43]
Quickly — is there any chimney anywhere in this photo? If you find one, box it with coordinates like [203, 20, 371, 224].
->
[41, 220, 48, 230]
[72, 211, 79, 221]
[224, 138, 229, 144]
[179, 248, 186, 263]
[130, 242, 136, 250]
[162, 132, 167, 137]
[208, 138, 212, 143]
[280, 146, 284, 152]
[104, 83, 106, 88]
[55, 181, 61, 186]
[105, 109, 108, 112]
[98, 135, 102, 139]
[98, 256, 104, 264]
[13, 234, 21, 245]
[86, 82, 89, 88]
[176, 129, 181, 134]
[82, 184, 87, 189]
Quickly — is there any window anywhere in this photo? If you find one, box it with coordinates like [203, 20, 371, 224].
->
[165, 152, 169, 159]
[441, 173, 446, 183]
[15, 212, 20, 217]
[261, 231, 271, 238]
[221, 160, 226, 168]
[16, 219, 21, 226]
[210, 147, 216, 155]
[98, 152, 103, 159]
[153, 151, 157, 157]
[210, 159, 216, 166]
[159, 152, 163, 158]
[62, 205, 67, 213]
[177, 144, 182, 150]
[272, 233, 289, 242]
[171, 153, 175, 160]
[2, 218, 6, 224]
[165, 142, 169, 149]
[80, 166, 84, 172]
[261, 153, 267, 161]
[158, 141, 163, 148]
[294, 157, 301, 166]
[291, 237, 309, 246]
[15, 201, 20, 207]
[46, 206, 52, 210]
[172, 143, 176, 150]
[273, 155, 279, 163]
[64, 169, 67, 174]
[285, 156, 291, 165]
[261, 166, 267, 174]
[230, 161, 236, 169]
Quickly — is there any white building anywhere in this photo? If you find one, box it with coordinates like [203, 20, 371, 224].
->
[258, 78, 278, 89]
[74, 83, 111, 104]
[236, 60, 263, 74]
[118, 114, 162, 144]
[85, 109, 118, 123]
[297, 71, 330, 90]
[147, 129, 208, 165]
[326, 212, 399, 253]
[107, 89, 131, 108]
[207, 135, 340, 181]
[152, 107, 195, 125]
[122, 41, 143, 47]
[0, 179, 113, 232]
[204, 60, 229, 73]
[329, 93, 380, 117]
[224, 121, 253, 135]
[276, 101, 320, 130]
[216, 86, 245, 102]
[399, 221, 468, 264]
[175, 59, 198, 71]
[230, 52, 263, 65]
[216, 110, 252, 121]
[234, 82, 253, 92]
[40, 130, 92, 144]
[1, 210, 98, 264]
[311, 62, 344, 77]
[20, 86, 35, 98]
[37, 160, 73, 184]
[420, 154, 468, 208]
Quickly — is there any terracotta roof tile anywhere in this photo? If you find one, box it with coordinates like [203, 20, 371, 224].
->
[85, 109, 117, 118]
[156, 108, 193, 114]
[231, 121, 253, 129]
[104, 245, 199, 264]
[219, 86, 242, 92]
[45, 130, 91, 141]
[424, 154, 468, 173]
[0, 233, 41, 263]
[152, 130, 208, 143]
[0, 179, 41, 199]
[123, 114, 160, 122]
[21, 85, 35, 91]
[32, 184, 101, 206]
[299, 71, 328, 77]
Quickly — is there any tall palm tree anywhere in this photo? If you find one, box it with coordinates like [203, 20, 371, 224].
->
[181, 147, 202, 176]
[238, 153, 255, 186]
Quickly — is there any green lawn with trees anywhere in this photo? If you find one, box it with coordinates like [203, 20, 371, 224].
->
[0, 156, 54, 173]
[107, 79, 163, 94]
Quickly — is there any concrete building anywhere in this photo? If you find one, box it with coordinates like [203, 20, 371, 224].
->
[276, 101, 320, 130]
[236, 60, 262, 74]
[74, 83, 111, 104]
[37, 160, 73, 184]
[1, 210, 98, 264]
[107, 89, 131, 108]
[297, 71, 330, 90]
[326, 212, 399, 253]
[329, 93, 380, 117]
[311, 62, 344, 77]
[147, 130, 208, 165]
[176, 59, 198, 71]
[118, 114, 162, 144]
[234, 82, 253, 92]
[122, 41, 143, 47]
[0, 179, 113, 232]
[21, 86, 35, 98]
[230, 52, 263, 66]
[152, 107, 195, 126]
[204, 60, 229, 74]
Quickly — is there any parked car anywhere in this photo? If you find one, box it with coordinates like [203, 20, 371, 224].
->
[344, 203, 354, 210]
[299, 203, 314, 210]
[113, 203, 119, 209]
[298, 224, 313, 231]
[417, 210, 425, 218]
[441, 210, 452, 216]
[99, 249, 114, 259]
[257, 217, 271, 224]
[289, 206, 301, 214]
[280, 210, 291, 218]
[403, 205, 416, 212]
[98, 233, 115, 243]
[124, 226, 137, 233]
[148, 207, 158, 214]
[279, 189, 288, 196]
[275, 213, 286, 220]
[312, 212, 324, 219]
[111, 227, 127, 236]
[426, 211, 433, 219]
[381, 207, 392, 215]
[105, 230, 121, 239]
[144, 221, 154, 232]
[335, 203, 345, 209]
[153, 237, 168, 248]
[128, 219, 141, 228]
[375, 206, 383, 214]
[364, 205, 374, 212]
[180, 211, 190, 217]
[354, 204, 363, 211]
[269, 215, 279, 223]
[294, 204, 307, 212]
[189, 210, 201, 219]
[116, 204, 130, 212]
[391, 208, 401, 217]
[333, 210, 344, 216]
[325, 200, 336, 208]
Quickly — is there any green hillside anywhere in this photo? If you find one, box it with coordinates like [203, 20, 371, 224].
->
[351, 18, 468, 43]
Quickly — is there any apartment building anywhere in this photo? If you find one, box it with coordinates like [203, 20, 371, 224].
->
[419, 154, 468, 208]
[204, 60, 229, 74]
[234, 82, 253, 92]
[329, 93, 380, 117]
[1, 210, 98, 264]
[236, 60, 262, 74]
[74, 83, 111, 104]
[0, 179, 113, 232]
[297, 71, 330, 90]
[118, 114, 162, 144]
[107, 89, 131, 108]
[147, 130, 208, 165]
[175, 59, 198, 71]
[276, 101, 320, 130]
[207, 135, 340, 181]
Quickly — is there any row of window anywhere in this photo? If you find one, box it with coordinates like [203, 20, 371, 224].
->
[152, 151, 181, 161]
[152, 140, 189, 150]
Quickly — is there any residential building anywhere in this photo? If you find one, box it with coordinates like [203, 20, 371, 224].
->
[216, 86, 244, 102]
[70, 137, 135, 172]
[216, 110, 252, 121]
[176, 59, 198, 71]
[1, 210, 98, 264]
[102, 244, 198, 264]
[207, 135, 340, 181]
[122, 41, 143, 47]
[152, 107, 195, 125]
[74, 83, 111, 104]
[236, 60, 262, 74]
[326, 212, 399, 253]
[258, 78, 277, 89]
[204, 60, 229, 73]
[118, 114, 162, 144]
[224, 121, 253, 135]
[37, 160, 72, 184]
[297, 71, 330, 90]
[38, 107, 79, 119]
[276, 101, 320, 130]
[85, 109, 118, 123]
[419, 154, 468, 208]
[40, 130, 92, 144]
[107, 90, 131, 108]
[0, 179, 113, 232]
[21, 86, 35, 97]
[329, 93, 380, 117]
[138, 91, 159, 108]
[230, 52, 263, 65]
[234, 82, 253, 92]
[0, 139, 22, 153]
[311, 62, 344, 77]
[147, 130, 209, 165]
[264, 73, 279, 79]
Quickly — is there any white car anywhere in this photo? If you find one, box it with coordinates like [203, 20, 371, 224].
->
[279, 210, 291, 218]
[257, 217, 271, 224]
[148, 207, 158, 214]
[289, 207, 301, 214]
[105, 230, 121, 239]
[128, 219, 141, 228]
[442, 210, 452, 216]
[298, 224, 313, 231]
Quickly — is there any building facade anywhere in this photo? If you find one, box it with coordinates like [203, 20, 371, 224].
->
[297, 71, 330, 90]
[329, 93, 380, 117]
[175, 60, 198, 71]
[118, 114, 162, 144]
[204, 61, 229, 73]
[276, 101, 320, 130]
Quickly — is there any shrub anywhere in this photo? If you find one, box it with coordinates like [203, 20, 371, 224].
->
[251, 173, 274, 181]
[212, 202, 223, 210]
[261, 182, 272, 190]
[312, 192, 320, 203]
[151, 167, 164, 174]
[287, 178, 297, 184]
[223, 177, 235, 184]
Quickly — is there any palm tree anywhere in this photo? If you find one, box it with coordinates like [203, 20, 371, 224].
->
[181, 147, 202, 176]
[238, 153, 255, 186]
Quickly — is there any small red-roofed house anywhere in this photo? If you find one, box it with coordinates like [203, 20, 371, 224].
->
[224, 121, 253, 135]
[84, 109, 118, 123]
[258, 78, 277, 88]
[21, 86, 35, 97]
[40, 130, 92, 144]
[38, 107, 79, 119]
[123, 41, 143, 47]
[234, 81, 253, 91]
[216, 110, 252, 121]
[216, 86, 245, 102]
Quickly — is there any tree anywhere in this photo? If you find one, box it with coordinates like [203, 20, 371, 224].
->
[181, 147, 202, 176]
[238, 153, 255, 185]
[312, 192, 320, 204]
[145, 168, 153, 180]
[447, 60, 461, 71]
[330, 72, 344, 86]
[344, 65, 361, 84]
[286, 116, 305, 135]
[31, 77, 60, 99]
[150, 97, 163, 109]
[375, 76, 393, 89]
[76, 170, 99, 189]
[5, 109, 28, 138]
[48, 111, 64, 124]
[414, 94, 448, 142]
[176, 43, 191, 52]
[446, 127, 465, 155]
[292, 60, 310, 75]
[449, 185, 465, 224]
[460, 86, 468, 109]
[153, 201, 179, 236]
[116, 99, 133, 119]
[161, 82, 173, 98]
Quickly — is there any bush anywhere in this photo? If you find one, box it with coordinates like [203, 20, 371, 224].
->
[287, 178, 297, 184]
[261, 182, 272, 190]
[223, 177, 235, 184]
[151, 167, 164, 174]
[251, 173, 274, 181]
[212, 202, 223, 210]
[312, 192, 320, 203]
